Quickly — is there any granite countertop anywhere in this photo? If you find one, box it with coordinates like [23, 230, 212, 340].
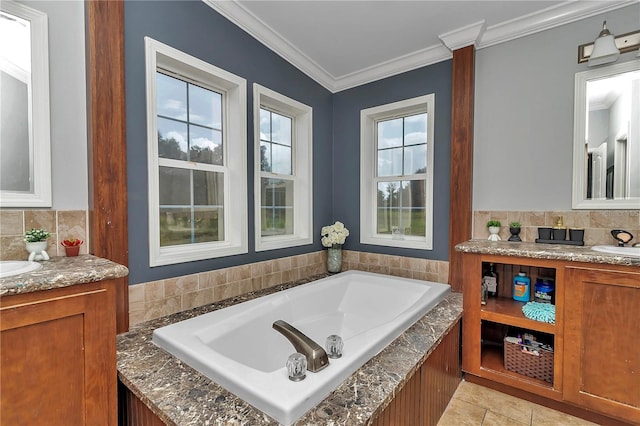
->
[0, 255, 129, 296]
[455, 240, 640, 267]
[117, 276, 463, 426]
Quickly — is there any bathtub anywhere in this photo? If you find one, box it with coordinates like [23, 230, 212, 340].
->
[152, 270, 451, 425]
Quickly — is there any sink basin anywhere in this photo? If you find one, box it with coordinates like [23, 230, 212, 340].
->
[0, 261, 43, 278]
[591, 245, 640, 257]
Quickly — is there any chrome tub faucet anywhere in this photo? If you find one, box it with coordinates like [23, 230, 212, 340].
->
[273, 320, 329, 373]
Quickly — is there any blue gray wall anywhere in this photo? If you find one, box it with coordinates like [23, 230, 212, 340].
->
[125, 1, 333, 284]
[125, 2, 453, 284]
[332, 62, 452, 260]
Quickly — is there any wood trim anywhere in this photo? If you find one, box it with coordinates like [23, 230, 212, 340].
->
[85, 0, 129, 333]
[448, 46, 475, 293]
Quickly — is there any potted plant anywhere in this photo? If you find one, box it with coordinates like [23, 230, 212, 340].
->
[321, 221, 349, 273]
[486, 220, 501, 241]
[24, 228, 51, 261]
[61, 238, 84, 257]
[508, 221, 522, 242]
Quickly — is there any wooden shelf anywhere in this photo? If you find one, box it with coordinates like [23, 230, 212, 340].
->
[481, 297, 556, 334]
[480, 345, 554, 390]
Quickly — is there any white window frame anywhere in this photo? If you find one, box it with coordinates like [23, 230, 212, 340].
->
[253, 84, 313, 251]
[145, 37, 247, 266]
[360, 94, 435, 250]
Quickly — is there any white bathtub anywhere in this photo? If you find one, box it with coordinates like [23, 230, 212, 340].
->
[152, 270, 450, 425]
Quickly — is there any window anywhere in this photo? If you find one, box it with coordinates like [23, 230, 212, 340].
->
[145, 37, 247, 266]
[254, 84, 312, 251]
[360, 95, 435, 250]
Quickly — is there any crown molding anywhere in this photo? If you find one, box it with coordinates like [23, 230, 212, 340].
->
[203, 0, 336, 90]
[205, 0, 638, 93]
[478, 0, 638, 49]
[439, 20, 486, 51]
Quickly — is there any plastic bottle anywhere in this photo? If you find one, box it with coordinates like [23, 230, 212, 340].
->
[482, 263, 499, 297]
[513, 272, 530, 302]
[534, 278, 555, 304]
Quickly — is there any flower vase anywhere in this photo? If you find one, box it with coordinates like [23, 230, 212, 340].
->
[327, 244, 342, 273]
[508, 227, 522, 242]
[26, 241, 49, 261]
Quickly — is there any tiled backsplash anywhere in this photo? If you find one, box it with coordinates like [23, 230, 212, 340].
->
[0, 209, 89, 260]
[128, 250, 450, 326]
[472, 210, 639, 245]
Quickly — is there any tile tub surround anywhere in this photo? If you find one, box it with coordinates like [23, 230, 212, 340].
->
[129, 250, 450, 325]
[0, 255, 129, 296]
[472, 210, 639, 246]
[117, 277, 463, 425]
[455, 240, 640, 267]
[0, 209, 90, 260]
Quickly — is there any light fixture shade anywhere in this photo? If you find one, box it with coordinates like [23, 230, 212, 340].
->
[588, 21, 620, 66]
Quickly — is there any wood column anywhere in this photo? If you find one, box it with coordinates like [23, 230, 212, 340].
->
[448, 46, 475, 293]
[85, 0, 129, 333]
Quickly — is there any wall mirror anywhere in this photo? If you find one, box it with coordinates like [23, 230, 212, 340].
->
[0, 1, 51, 207]
[572, 60, 640, 209]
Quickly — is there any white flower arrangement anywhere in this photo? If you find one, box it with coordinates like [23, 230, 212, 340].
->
[321, 221, 349, 248]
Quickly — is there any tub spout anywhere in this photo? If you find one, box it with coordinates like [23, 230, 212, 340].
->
[273, 320, 329, 372]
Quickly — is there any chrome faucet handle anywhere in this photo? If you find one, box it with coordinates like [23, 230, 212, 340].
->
[611, 229, 634, 247]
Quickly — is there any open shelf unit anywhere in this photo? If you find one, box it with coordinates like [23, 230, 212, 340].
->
[462, 253, 564, 399]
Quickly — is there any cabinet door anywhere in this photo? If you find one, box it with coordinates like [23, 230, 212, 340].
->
[1, 286, 116, 425]
[564, 267, 640, 424]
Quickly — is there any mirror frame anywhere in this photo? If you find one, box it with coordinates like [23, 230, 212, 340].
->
[0, 0, 51, 207]
[572, 59, 640, 210]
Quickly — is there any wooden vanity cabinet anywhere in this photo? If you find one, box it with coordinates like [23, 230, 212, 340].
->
[462, 251, 640, 424]
[563, 265, 640, 424]
[0, 280, 117, 426]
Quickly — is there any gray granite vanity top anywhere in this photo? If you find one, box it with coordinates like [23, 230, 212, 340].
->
[0, 255, 129, 296]
[455, 240, 640, 267]
[117, 275, 463, 426]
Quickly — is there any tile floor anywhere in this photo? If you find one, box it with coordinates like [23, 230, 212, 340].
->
[438, 381, 599, 426]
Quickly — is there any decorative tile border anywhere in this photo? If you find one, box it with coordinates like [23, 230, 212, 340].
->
[0, 209, 89, 260]
[473, 210, 639, 246]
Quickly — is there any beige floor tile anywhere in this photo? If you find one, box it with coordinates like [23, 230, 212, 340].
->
[531, 404, 599, 426]
[454, 381, 535, 425]
[482, 410, 529, 426]
[439, 397, 487, 426]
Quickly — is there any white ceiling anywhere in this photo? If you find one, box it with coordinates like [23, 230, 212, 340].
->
[205, 0, 635, 92]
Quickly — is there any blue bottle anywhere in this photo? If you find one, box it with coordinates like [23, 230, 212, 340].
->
[513, 272, 530, 302]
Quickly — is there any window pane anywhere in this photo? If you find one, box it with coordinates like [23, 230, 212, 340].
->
[157, 72, 187, 120]
[189, 125, 222, 165]
[260, 142, 271, 172]
[193, 170, 223, 206]
[159, 207, 192, 246]
[188, 84, 221, 129]
[377, 147, 402, 177]
[193, 207, 224, 243]
[159, 166, 190, 205]
[261, 178, 293, 236]
[260, 109, 271, 141]
[376, 181, 400, 234]
[404, 113, 427, 145]
[400, 180, 426, 236]
[158, 117, 188, 160]
[271, 112, 291, 146]
[377, 118, 402, 149]
[271, 144, 291, 175]
[403, 144, 427, 175]
[376, 180, 426, 236]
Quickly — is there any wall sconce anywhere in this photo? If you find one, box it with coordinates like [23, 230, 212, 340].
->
[578, 21, 640, 66]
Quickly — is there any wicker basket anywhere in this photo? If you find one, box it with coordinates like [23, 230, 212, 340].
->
[503, 337, 553, 383]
